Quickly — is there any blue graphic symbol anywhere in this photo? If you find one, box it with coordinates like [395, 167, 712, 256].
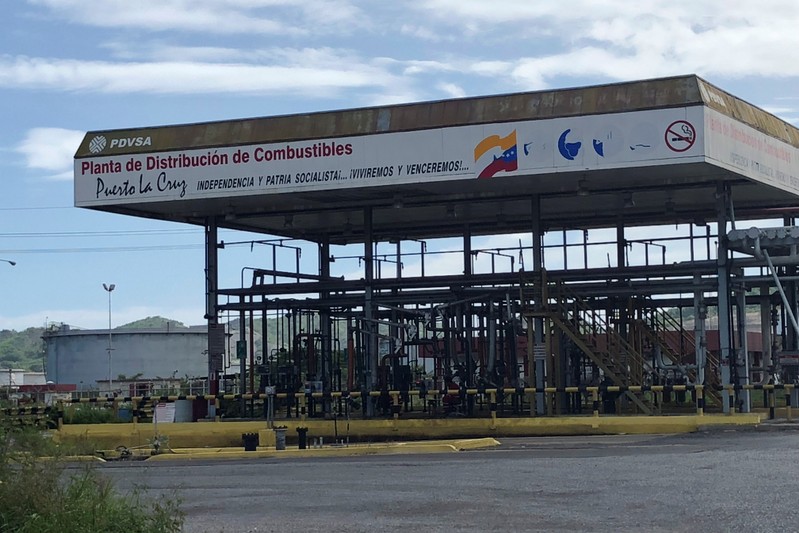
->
[592, 139, 604, 156]
[557, 129, 581, 161]
[523, 142, 533, 156]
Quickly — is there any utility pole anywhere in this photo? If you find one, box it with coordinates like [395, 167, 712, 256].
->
[103, 283, 116, 394]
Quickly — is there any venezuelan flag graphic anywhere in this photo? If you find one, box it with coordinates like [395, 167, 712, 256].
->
[474, 130, 518, 178]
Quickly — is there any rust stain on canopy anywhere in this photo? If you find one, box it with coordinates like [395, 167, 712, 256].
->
[75, 75, 722, 158]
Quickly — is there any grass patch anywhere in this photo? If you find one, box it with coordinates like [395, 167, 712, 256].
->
[63, 405, 118, 424]
[0, 427, 183, 532]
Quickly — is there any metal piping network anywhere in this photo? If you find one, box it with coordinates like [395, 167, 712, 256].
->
[752, 232, 799, 338]
[652, 345, 697, 378]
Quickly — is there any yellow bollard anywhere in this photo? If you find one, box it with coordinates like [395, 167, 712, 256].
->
[696, 385, 704, 416]
[489, 390, 497, 429]
[768, 386, 776, 420]
[391, 392, 400, 421]
[591, 387, 599, 418]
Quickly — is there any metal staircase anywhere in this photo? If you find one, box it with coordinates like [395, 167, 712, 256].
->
[522, 273, 652, 414]
[634, 307, 721, 405]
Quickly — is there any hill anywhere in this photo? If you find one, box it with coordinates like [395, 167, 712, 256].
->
[118, 316, 188, 329]
[0, 327, 46, 372]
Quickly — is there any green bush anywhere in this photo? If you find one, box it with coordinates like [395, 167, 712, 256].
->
[63, 405, 117, 424]
[0, 428, 183, 532]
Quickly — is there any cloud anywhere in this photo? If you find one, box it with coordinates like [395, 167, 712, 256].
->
[101, 42, 247, 63]
[28, 0, 365, 35]
[0, 55, 400, 96]
[17, 1, 799, 105]
[437, 82, 466, 99]
[1, 305, 206, 331]
[16, 127, 85, 179]
[407, 1, 799, 85]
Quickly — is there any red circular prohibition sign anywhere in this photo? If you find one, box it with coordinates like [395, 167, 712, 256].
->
[665, 120, 696, 152]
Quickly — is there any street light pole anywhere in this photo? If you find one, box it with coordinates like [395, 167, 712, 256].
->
[0, 259, 15, 266]
[103, 283, 115, 394]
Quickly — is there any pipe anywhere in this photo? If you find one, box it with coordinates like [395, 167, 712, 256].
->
[488, 302, 496, 373]
[653, 345, 697, 376]
[762, 248, 799, 338]
[249, 300, 254, 395]
[347, 323, 355, 392]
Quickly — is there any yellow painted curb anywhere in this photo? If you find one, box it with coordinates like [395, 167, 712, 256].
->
[56, 414, 762, 451]
[144, 437, 500, 461]
[37, 455, 107, 463]
[452, 437, 501, 450]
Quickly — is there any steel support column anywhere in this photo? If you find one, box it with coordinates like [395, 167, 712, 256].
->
[694, 274, 707, 386]
[239, 299, 246, 413]
[319, 238, 332, 415]
[717, 184, 733, 413]
[616, 219, 626, 269]
[735, 287, 751, 412]
[463, 225, 474, 390]
[531, 195, 545, 415]
[204, 218, 220, 414]
[760, 285, 772, 383]
[463, 225, 472, 276]
[363, 207, 377, 416]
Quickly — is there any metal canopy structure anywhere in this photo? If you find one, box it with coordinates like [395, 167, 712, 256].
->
[74, 74, 799, 419]
[75, 75, 798, 242]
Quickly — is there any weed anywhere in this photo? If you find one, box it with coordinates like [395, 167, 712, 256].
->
[0, 427, 183, 532]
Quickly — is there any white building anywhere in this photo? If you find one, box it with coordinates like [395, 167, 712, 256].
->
[0, 368, 45, 388]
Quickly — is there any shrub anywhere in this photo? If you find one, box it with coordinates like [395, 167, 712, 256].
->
[63, 405, 117, 424]
[0, 428, 183, 532]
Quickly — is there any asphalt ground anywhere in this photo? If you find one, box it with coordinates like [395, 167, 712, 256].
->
[88, 427, 799, 533]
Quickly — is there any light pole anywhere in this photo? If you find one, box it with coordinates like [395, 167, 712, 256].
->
[103, 283, 115, 394]
[3, 259, 17, 395]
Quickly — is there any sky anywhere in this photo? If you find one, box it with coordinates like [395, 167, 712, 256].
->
[1, 0, 799, 331]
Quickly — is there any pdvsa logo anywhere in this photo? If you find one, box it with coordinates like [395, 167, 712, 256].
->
[87, 135, 152, 153]
[474, 130, 518, 178]
[110, 136, 152, 149]
[88, 135, 107, 154]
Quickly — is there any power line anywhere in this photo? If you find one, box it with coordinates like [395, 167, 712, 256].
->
[0, 240, 267, 254]
[0, 244, 205, 254]
[0, 229, 203, 238]
[0, 206, 72, 211]
[0, 228, 245, 238]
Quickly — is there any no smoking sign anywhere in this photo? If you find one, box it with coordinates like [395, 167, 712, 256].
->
[665, 120, 696, 152]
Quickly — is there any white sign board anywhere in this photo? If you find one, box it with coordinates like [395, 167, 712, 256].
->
[153, 402, 175, 424]
[704, 107, 799, 195]
[75, 107, 705, 207]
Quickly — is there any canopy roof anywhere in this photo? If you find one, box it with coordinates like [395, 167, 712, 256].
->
[75, 75, 799, 243]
